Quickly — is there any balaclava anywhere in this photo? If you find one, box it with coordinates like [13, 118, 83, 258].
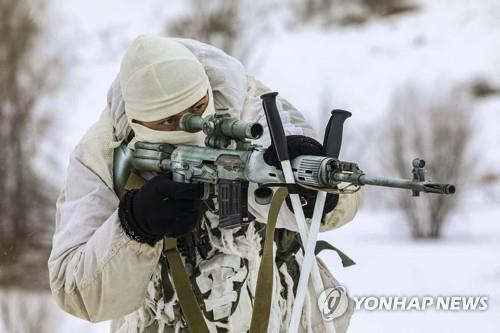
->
[119, 35, 215, 145]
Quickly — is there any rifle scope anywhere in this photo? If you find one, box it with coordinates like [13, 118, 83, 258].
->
[180, 113, 264, 140]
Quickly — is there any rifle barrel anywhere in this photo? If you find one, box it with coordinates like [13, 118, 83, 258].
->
[333, 172, 455, 194]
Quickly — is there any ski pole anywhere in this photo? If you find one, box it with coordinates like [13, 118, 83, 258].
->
[288, 191, 333, 333]
[289, 109, 352, 332]
[261, 92, 335, 333]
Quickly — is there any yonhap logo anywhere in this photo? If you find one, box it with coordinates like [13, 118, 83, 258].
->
[318, 286, 349, 320]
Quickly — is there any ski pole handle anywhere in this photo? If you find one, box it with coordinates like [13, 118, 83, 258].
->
[261, 92, 289, 162]
[323, 109, 352, 158]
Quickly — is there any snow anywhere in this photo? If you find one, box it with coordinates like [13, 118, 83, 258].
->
[255, 0, 500, 137]
[319, 206, 500, 332]
[38, 0, 500, 332]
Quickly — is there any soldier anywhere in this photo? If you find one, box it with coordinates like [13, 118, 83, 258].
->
[48, 35, 360, 332]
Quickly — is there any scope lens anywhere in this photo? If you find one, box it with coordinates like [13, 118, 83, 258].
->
[250, 123, 264, 139]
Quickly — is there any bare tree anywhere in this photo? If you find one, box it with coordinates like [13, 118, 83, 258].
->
[360, 0, 417, 17]
[469, 76, 500, 98]
[0, 0, 61, 289]
[164, 0, 274, 67]
[292, 0, 418, 26]
[385, 84, 473, 238]
[167, 0, 240, 55]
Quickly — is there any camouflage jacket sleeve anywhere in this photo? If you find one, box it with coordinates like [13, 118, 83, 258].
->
[47, 108, 163, 322]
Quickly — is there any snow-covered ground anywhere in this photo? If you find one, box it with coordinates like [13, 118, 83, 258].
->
[41, 206, 500, 333]
[34, 0, 500, 332]
[319, 206, 500, 333]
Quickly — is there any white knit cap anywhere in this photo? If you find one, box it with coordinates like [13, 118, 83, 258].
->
[120, 35, 214, 122]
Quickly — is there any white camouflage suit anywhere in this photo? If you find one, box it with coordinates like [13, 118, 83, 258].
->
[48, 36, 360, 333]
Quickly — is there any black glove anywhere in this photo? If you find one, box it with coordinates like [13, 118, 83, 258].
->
[263, 135, 339, 218]
[118, 174, 205, 245]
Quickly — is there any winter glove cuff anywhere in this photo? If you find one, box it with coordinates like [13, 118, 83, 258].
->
[118, 189, 162, 246]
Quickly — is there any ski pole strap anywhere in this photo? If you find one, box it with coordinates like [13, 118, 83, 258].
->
[315, 240, 356, 267]
[163, 237, 210, 333]
[159, 254, 175, 303]
[250, 187, 288, 333]
[120, 172, 209, 331]
[121, 171, 288, 332]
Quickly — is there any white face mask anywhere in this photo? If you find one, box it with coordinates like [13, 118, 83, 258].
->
[129, 123, 206, 145]
[128, 87, 215, 147]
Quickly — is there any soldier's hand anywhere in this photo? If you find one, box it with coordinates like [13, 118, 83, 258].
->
[118, 174, 204, 245]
